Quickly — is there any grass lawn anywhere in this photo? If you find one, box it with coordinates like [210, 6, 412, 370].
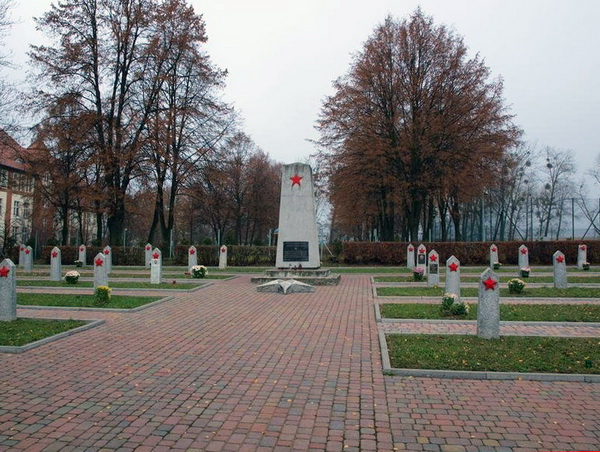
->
[377, 286, 600, 298]
[0, 318, 88, 346]
[16, 280, 205, 290]
[17, 293, 162, 309]
[380, 303, 600, 322]
[386, 334, 599, 374]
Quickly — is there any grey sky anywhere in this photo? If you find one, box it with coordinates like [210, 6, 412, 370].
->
[5, 0, 600, 181]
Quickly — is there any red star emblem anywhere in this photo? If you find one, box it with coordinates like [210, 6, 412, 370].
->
[20, 247, 24, 251]
[25, 249, 30, 255]
[408, 246, 414, 252]
[491, 246, 497, 252]
[418, 248, 425, 254]
[153, 252, 160, 259]
[429, 254, 437, 262]
[0, 266, 10, 277]
[221, 246, 227, 253]
[580, 245, 587, 251]
[448, 262, 459, 272]
[95, 258, 103, 267]
[52, 251, 58, 258]
[290, 174, 303, 187]
[520, 248, 528, 255]
[104, 249, 110, 255]
[80, 246, 85, 252]
[145, 245, 151, 250]
[189, 249, 195, 255]
[483, 277, 497, 291]
[556, 255, 564, 263]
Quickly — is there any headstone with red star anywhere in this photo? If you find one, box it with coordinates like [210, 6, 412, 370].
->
[50, 246, 62, 282]
[93, 253, 108, 289]
[219, 245, 228, 269]
[416, 244, 427, 274]
[145, 243, 152, 268]
[24, 246, 33, 272]
[489, 244, 499, 266]
[577, 244, 587, 270]
[188, 245, 198, 270]
[103, 246, 112, 274]
[553, 250, 568, 289]
[0, 258, 16, 321]
[151, 248, 162, 284]
[518, 244, 529, 271]
[477, 268, 500, 339]
[18, 244, 25, 268]
[406, 244, 415, 269]
[275, 163, 321, 269]
[427, 250, 440, 288]
[79, 244, 87, 265]
[444, 255, 461, 300]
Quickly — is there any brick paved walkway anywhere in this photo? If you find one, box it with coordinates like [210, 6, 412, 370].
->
[1, 275, 599, 451]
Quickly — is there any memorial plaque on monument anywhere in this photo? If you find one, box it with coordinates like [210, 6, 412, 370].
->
[283, 242, 309, 262]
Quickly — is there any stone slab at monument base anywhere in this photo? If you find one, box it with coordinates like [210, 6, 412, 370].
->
[251, 268, 341, 286]
[256, 279, 316, 295]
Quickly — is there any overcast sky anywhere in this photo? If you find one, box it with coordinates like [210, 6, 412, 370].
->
[5, 0, 600, 180]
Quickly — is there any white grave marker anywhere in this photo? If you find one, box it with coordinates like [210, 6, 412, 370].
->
[93, 253, 108, 289]
[427, 250, 440, 288]
[78, 245, 87, 265]
[406, 244, 415, 269]
[518, 244, 529, 271]
[151, 248, 162, 284]
[489, 244, 499, 267]
[103, 246, 112, 274]
[0, 258, 16, 321]
[188, 246, 198, 270]
[416, 244, 427, 275]
[445, 255, 461, 300]
[50, 246, 62, 282]
[477, 268, 500, 339]
[219, 245, 228, 269]
[18, 245, 25, 268]
[24, 246, 33, 272]
[144, 244, 152, 268]
[553, 251, 568, 289]
[577, 244, 587, 270]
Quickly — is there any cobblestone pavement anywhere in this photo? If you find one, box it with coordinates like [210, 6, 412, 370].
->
[1, 275, 599, 451]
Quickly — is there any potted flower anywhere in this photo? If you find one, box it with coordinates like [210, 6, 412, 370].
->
[519, 267, 530, 278]
[190, 265, 208, 279]
[440, 292, 468, 317]
[492, 262, 502, 270]
[508, 278, 526, 294]
[582, 262, 590, 271]
[64, 270, 80, 284]
[413, 266, 425, 281]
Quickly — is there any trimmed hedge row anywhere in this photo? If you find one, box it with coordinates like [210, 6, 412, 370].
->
[340, 240, 599, 266]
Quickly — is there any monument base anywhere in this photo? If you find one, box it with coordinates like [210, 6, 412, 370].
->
[251, 268, 341, 286]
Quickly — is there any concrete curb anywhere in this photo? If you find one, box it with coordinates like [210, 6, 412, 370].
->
[0, 318, 106, 354]
[17, 295, 175, 313]
[378, 331, 600, 382]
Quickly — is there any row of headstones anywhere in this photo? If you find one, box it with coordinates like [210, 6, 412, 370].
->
[407, 243, 589, 271]
[144, 244, 229, 270]
[427, 251, 570, 292]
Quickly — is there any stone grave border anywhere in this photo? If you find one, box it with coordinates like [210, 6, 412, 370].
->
[18, 295, 176, 313]
[0, 318, 105, 354]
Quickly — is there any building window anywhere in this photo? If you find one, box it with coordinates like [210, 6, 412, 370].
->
[0, 199, 3, 216]
[23, 202, 30, 218]
[11, 226, 19, 238]
[0, 170, 7, 188]
[13, 200, 20, 217]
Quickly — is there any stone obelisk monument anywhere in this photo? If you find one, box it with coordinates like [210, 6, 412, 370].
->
[275, 163, 320, 269]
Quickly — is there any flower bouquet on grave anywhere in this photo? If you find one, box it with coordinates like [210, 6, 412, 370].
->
[519, 267, 530, 278]
[582, 262, 590, 271]
[440, 292, 468, 317]
[508, 278, 526, 294]
[95, 286, 111, 305]
[413, 266, 425, 281]
[492, 262, 502, 270]
[64, 270, 80, 284]
[190, 265, 208, 279]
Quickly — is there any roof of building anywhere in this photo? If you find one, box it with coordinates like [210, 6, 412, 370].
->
[0, 129, 29, 172]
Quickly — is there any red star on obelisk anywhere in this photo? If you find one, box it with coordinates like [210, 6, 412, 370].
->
[483, 277, 497, 290]
[52, 251, 58, 258]
[491, 246, 497, 252]
[0, 266, 10, 277]
[408, 246, 414, 252]
[430, 254, 437, 262]
[580, 245, 587, 251]
[520, 248, 528, 255]
[290, 174, 302, 187]
[448, 262, 459, 272]
[153, 252, 160, 259]
[95, 258, 103, 267]
[104, 249, 110, 255]
[25, 249, 30, 255]
[556, 255, 565, 263]
[189, 249, 195, 255]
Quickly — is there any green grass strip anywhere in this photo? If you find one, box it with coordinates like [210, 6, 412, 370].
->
[386, 334, 599, 374]
[375, 275, 600, 283]
[380, 303, 600, 322]
[16, 280, 204, 290]
[17, 293, 162, 309]
[0, 318, 88, 346]
[377, 286, 600, 298]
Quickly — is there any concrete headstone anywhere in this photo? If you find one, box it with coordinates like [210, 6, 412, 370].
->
[24, 246, 33, 272]
[18, 245, 25, 268]
[577, 244, 587, 270]
[553, 250, 568, 289]
[188, 246, 198, 270]
[93, 253, 108, 289]
[0, 258, 16, 321]
[489, 244, 499, 267]
[219, 245, 228, 269]
[518, 244, 529, 271]
[477, 268, 500, 339]
[427, 250, 440, 288]
[416, 244, 427, 275]
[144, 244, 152, 268]
[50, 246, 62, 282]
[78, 245, 87, 265]
[103, 246, 112, 274]
[275, 163, 320, 269]
[445, 255, 461, 300]
[151, 248, 162, 284]
[406, 244, 415, 269]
